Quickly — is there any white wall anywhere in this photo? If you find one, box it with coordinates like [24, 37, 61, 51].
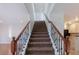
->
[46, 3, 64, 35]
[24, 3, 34, 20]
[0, 4, 30, 43]
[34, 12, 45, 21]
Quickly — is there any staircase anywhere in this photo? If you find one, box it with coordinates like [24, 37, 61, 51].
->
[25, 21, 54, 55]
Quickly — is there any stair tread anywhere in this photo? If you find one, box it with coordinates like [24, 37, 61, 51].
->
[29, 39, 50, 42]
[30, 38, 50, 39]
[31, 36, 49, 38]
[28, 53, 53, 55]
[31, 35, 48, 36]
[32, 34, 48, 35]
[27, 47, 53, 51]
[32, 32, 48, 33]
[28, 43, 52, 47]
[29, 42, 51, 44]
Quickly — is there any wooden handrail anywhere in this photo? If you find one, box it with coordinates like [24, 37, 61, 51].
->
[11, 21, 30, 55]
[16, 21, 30, 42]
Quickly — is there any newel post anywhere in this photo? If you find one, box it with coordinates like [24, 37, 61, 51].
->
[11, 37, 17, 55]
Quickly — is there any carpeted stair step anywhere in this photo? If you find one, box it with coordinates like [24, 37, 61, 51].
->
[31, 35, 49, 38]
[32, 32, 48, 34]
[28, 42, 52, 47]
[29, 38, 50, 42]
[26, 51, 53, 55]
[26, 47, 53, 55]
[31, 34, 48, 37]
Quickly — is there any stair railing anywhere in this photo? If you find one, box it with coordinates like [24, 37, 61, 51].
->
[11, 20, 34, 55]
[45, 15, 66, 55]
